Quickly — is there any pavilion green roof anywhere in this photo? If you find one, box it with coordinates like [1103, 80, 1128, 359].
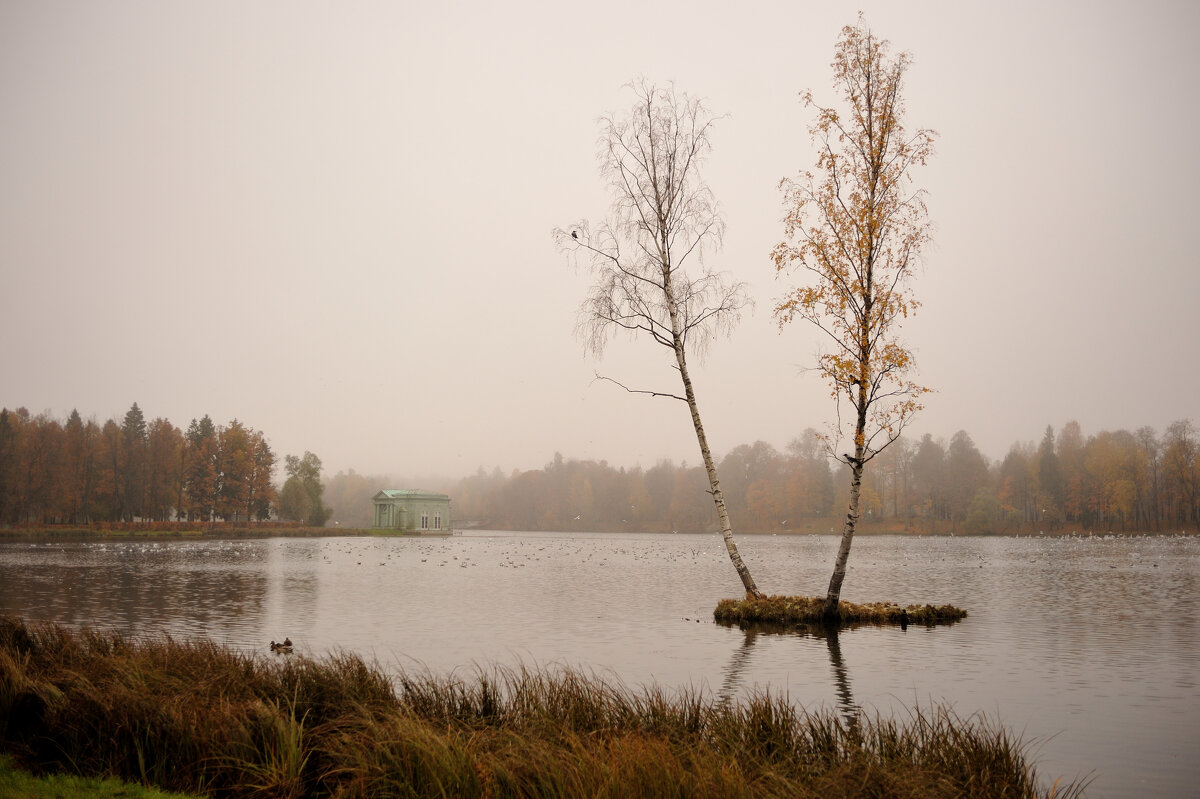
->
[376, 489, 450, 500]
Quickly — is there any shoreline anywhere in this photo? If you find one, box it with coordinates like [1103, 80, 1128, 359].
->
[2, 522, 1194, 540]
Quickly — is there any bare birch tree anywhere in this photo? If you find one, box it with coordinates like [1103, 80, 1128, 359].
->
[555, 79, 761, 598]
[771, 18, 936, 618]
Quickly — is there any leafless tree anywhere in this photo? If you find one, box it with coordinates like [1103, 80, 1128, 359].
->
[555, 78, 761, 598]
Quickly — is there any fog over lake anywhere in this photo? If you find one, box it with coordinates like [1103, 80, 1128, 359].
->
[3, 1, 1198, 480]
[2, 531, 1197, 798]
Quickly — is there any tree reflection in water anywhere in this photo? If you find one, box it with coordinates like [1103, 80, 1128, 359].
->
[822, 625, 859, 728]
[715, 620, 870, 727]
[716, 625, 759, 708]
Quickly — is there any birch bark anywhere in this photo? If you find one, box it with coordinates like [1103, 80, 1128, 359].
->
[556, 79, 762, 598]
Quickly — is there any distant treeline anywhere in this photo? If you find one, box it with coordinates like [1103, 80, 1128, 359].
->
[6, 405, 1196, 535]
[0, 404, 325, 526]
[326, 420, 1200, 535]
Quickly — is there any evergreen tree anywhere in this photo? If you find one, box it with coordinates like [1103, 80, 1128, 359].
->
[183, 415, 218, 521]
[119, 402, 148, 521]
[1037, 426, 1065, 526]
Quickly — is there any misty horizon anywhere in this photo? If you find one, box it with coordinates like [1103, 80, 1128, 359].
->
[3, 1, 1198, 482]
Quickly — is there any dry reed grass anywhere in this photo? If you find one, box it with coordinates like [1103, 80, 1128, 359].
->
[0, 616, 1080, 798]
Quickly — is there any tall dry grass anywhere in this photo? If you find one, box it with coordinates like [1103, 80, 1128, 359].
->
[0, 616, 1083, 798]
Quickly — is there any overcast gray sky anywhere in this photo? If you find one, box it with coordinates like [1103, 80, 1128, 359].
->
[2, 0, 1197, 480]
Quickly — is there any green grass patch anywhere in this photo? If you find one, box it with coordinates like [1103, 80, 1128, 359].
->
[714, 595, 968, 628]
[0, 754, 202, 799]
[0, 615, 1078, 798]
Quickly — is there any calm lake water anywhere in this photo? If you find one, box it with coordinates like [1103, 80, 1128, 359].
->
[1, 531, 1197, 798]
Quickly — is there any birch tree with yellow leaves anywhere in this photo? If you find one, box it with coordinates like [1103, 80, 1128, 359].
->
[555, 79, 762, 598]
[772, 18, 936, 618]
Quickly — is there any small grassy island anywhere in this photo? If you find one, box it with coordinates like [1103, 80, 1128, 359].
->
[714, 595, 968, 628]
[0, 616, 1082, 798]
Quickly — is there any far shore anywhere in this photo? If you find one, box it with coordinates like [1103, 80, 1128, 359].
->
[0, 523, 360, 539]
[1, 521, 1195, 540]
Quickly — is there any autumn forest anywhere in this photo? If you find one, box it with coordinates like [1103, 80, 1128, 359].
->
[0, 404, 328, 527]
[1, 403, 1196, 535]
[334, 421, 1200, 535]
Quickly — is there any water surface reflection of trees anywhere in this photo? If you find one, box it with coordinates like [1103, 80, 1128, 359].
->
[0, 542, 270, 642]
[716, 622, 864, 725]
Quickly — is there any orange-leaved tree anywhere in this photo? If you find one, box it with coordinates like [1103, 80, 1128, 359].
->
[771, 17, 936, 618]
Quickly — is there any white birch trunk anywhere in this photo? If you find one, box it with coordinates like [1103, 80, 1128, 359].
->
[666, 272, 761, 599]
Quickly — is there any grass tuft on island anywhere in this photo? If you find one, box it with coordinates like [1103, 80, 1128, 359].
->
[0, 616, 1078, 799]
[714, 595, 968, 628]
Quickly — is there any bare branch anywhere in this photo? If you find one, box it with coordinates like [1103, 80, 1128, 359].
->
[591, 374, 686, 403]
[555, 78, 761, 598]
